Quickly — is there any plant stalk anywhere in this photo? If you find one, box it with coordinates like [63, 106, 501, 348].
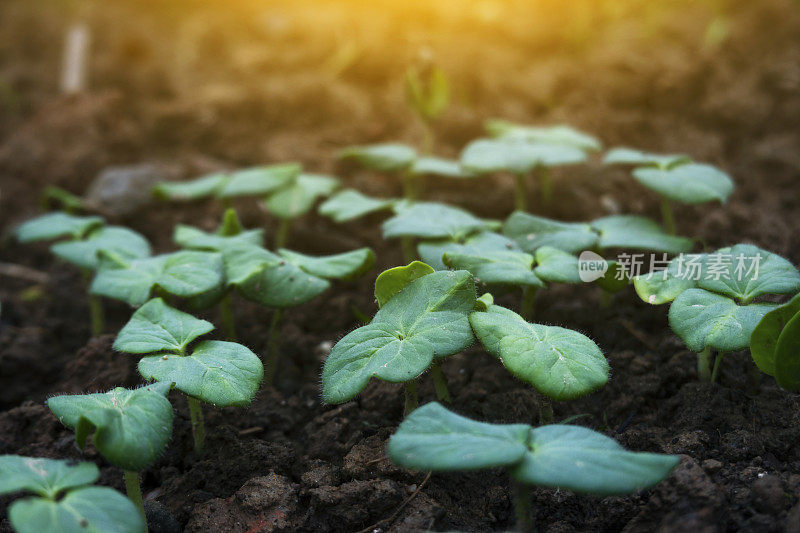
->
[274, 218, 291, 249]
[401, 237, 417, 264]
[710, 352, 724, 384]
[264, 309, 283, 385]
[187, 396, 205, 455]
[660, 198, 676, 235]
[402, 169, 418, 201]
[513, 173, 528, 212]
[82, 270, 104, 337]
[537, 167, 552, 206]
[404, 381, 418, 417]
[537, 393, 554, 425]
[520, 287, 537, 321]
[421, 122, 435, 155]
[218, 292, 237, 341]
[430, 361, 451, 403]
[123, 470, 146, 525]
[697, 347, 712, 382]
[511, 479, 535, 533]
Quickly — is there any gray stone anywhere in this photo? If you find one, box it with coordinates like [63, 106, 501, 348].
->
[86, 163, 165, 216]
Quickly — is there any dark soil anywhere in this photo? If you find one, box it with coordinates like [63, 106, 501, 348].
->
[2, 0, 800, 531]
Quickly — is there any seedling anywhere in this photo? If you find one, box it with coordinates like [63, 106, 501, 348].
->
[603, 147, 734, 234]
[113, 298, 263, 454]
[262, 173, 340, 247]
[388, 403, 679, 533]
[47, 382, 174, 521]
[318, 188, 399, 223]
[0, 455, 146, 533]
[405, 63, 449, 153]
[15, 212, 151, 335]
[418, 230, 521, 270]
[634, 244, 800, 382]
[750, 292, 800, 391]
[486, 120, 602, 152]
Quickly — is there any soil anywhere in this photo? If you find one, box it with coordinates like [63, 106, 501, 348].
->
[1, 0, 800, 531]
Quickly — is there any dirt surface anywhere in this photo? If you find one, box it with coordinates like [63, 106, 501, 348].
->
[2, 0, 800, 531]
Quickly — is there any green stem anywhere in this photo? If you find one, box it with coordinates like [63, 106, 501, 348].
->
[124, 470, 146, 525]
[660, 198, 676, 235]
[402, 169, 418, 201]
[537, 394, 554, 425]
[421, 122, 435, 155]
[187, 396, 205, 455]
[537, 167, 552, 206]
[520, 286, 537, 321]
[710, 352, 724, 384]
[511, 480, 535, 533]
[513, 173, 528, 212]
[219, 292, 236, 341]
[599, 289, 612, 308]
[430, 361, 451, 403]
[274, 218, 291, 249]
[88, 294, 104, 337]
[404, 380, 418, 417]
[697, 347, 712, 382]
[401, 237, 417, 264]
[264, 310, 283, 385]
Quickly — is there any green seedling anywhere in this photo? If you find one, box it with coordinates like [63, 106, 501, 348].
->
[15, 212, 151, 335]
[405, 64, 449, 153]
[750, 292, 800, 391]
[460, 137, 587, 210]
[418, 230, 521, 270]
[634, 244, 800, 382]
[387, 403, 679, 533]
[47, 382, 174, 522]
[485, 120, 602, 152]
[262, 173, 339, 247]
[318, 188, 399, 223]
[0, 455, 146, 533]
[39, 185, 86, 213]
[114, 298, 263, 454]
[604, 148, 734, 234]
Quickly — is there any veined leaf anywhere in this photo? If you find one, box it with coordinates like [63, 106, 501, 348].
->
[278, 247, 375, 280]
[15, 212, 104, 243]
[114, 298, 214, 354]
[592, 215, 692, 254]
[0, 455, 98, 499]
[418, 231, 520, 271]
[382, 202, 490, 240]
[374, 261, 435, 307]
[750, 293, 800, 375]
[443, 250, 543, 288]
[52, 226, 151, 270]
[775, 311, 800, 391]
[503, 212, 596, 254]
[319, 189, 397, 222]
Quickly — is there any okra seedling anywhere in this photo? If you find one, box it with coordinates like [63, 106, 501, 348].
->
[47, 382, 174, 521]
[634, 244, 800, 382]
[750, 292, 800, 391]
[114, 298, 263, 454]
[388, 403, 679, 533]
[15, 212, 151, 335]
[0, 455, 146, 533]
[604, 148, 734, 234]
[405, 63, 449, 153]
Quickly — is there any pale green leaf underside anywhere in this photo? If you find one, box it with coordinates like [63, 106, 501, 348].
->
[153, 173, 227, 201]
[263, 174, 339, 219]
[139, 340, 263, 407]
[444, 250, 543, 288]
[603, 148, 691, 169]
[461, 138, 587, 175]
[52, 226, 151, 270]
[278, 247, 375, 280]
[0, 455, 98, 499]
[633, 164, 734, 204]
[339, 143, 417, 172]
[374, 261, 435, 308]
[218, 163, 301, 198]
[410, 157, 475, 178]
[382, 202, 490, 240]
[174, 225, 264, 252]
[15, 213, 105, 243]
[418, 231, 521, 271]
[114, 298, 214, 354]
[486, 120, 601, 151]
[318, 189, 397, 222]
[750, 293, 800, 376]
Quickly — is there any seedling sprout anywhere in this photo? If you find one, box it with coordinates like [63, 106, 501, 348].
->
[750, 292, 800, 391]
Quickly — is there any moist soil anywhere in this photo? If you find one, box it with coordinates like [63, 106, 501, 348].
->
[1, 0, 800, 531]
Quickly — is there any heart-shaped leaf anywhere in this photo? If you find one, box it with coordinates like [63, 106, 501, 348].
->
[668, 288, 777, 352]
[175, 225, 264, 252]
[418, 231, 521, 271]
[603, 148, 691, 169]
[318, 189, 397, 222]
[632, 256, 699, 305]
[114, 298, 214, 354]
[374, 261, 435, 307]
[470, 304, 608, 400]
[410, 157, 475, 178]
[382, 202, 491, 240]
[592, 215, 693, 254]
[217, 163, 301, 198]
[461, 139, 587, 175]
[0, 455, 98, 498]
[52, 226, 152, 270]
[532, 247, 582, 284]
[277, 247, 375, 280]
[321, 270, 476, 403]
[9, 486, 146, 533]
[91, 251, 225, 307]
[47, 383, 174, 472]
[15, 212, 105, 243]
[138, 340, 263, 407]
[263, 174, 339, 219]
[443, 250, 543, 289]
[503, 212, 597, 254]
[775, 311, 800, 391]
[153, 173, 228, 201]
[632, 164, 734, 204]
[750, 293, 800, 375]
[485, 121, 602, 152]
[339, 143, 417, 172]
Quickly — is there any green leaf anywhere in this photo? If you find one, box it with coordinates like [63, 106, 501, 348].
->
[318, 189, 397, 222]
[217, 163, 301, 198]
[632, 164, 734, 204]
[374, 261, 435, 307]
[0, 455, 98, 498]
[263, 174, 339, 220]
[91, 251, 225, 307]
[278, 247, 375, 280]
[603, 148, 691, 169]
[591, 215, 693, 254]
[175, 225, 264, 252]
[138, 340, 263, 407]
[510, 425, 680, 495]
[410, 157, 474, 178]
[443, 250, 543, 289]
[461, 139, 587, 175]
[633, 256, 698, 305]
[9, 486, 146, 533]
[321, 270, 476, 403]
[475, 292, 494, 311]
[503, 212, 597, 254]
[775, 311, 800, 391]
[485, 121, 602, 152]
[533, 247, 582, 284]
[15, 213, 104, 243]
[750, 293, 800, 375]
[51, 226, 151, 270]
[153, 173, 227, 201]
[387, 403, 529, 471]
[470, 304, 608, 400]
[418, 231, 520, 271]
[47, 384, 174, 472]
[339, 143, 417, 172]
[668, 288, 777, 352]
[382, 202, 490, 240]
[114, 298, 214, 354]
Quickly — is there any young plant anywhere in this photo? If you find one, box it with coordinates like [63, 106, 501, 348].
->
[387, 403, 679, 533]
[603, 147, 734, 234]
[15, 212, 151, 335]
[405, 63, 449, 153]
[113, 298, 263, 454]
[750, 292, 800, 391]
[261, 173, 340, 247]
[318, 188, 399, 223]
[633, 244, 800, 382]
[47, 382, 174, 522]
[0, 455, 146, 533]
[485, 120, 602, 152]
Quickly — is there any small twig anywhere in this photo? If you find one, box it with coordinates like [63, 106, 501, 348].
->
[238, 426, 263, 436]
[355, 471, 431, 533]
[0, 262, 49, 284]
[619, 319, 656, 350]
